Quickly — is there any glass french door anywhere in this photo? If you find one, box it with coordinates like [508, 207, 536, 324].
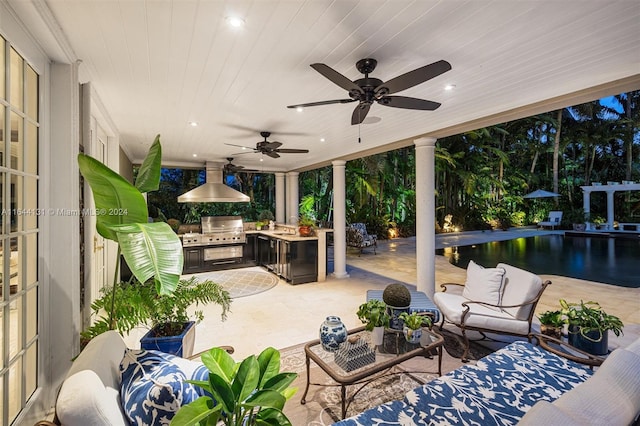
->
[0, 36, 40, 425]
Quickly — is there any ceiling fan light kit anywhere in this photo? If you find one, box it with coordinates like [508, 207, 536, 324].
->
[288, 58, 451, 125]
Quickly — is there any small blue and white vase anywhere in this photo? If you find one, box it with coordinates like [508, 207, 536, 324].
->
[319, 316, 347, 352]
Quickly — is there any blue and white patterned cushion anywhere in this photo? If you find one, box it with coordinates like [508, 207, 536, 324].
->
[119, 349, 210, 426]
[334, 341, 593, 426]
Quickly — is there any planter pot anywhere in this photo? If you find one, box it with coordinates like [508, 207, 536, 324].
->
[387, 305, 410, 330]
[298, 225, 313, 237]
[540, 324, 563, 339]
[371, 326, 384, 346]
[140, 321, 196, 358]
[403, 326, 422, 344]
[567, 324, 609, 356]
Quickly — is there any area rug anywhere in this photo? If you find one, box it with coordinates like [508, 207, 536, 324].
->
[281, 329, 496, 425]
[189, 269, 278, 298]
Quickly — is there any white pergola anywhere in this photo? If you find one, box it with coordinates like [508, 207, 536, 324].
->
[581, 182, 640, 230]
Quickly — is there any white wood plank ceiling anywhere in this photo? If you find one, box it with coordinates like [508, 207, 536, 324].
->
[11, 0, 640, 172]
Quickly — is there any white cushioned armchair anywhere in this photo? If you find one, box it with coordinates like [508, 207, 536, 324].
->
[433, 261, 551, 362]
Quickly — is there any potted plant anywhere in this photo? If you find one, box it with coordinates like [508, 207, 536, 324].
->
[78, 135, 184, 342]
[170, 346, 298, 426]
[357, 299, 390, 346]
[398, 312, 432, 344]
[82, 276, 232, 357]
[259, 209, 275, 230]
[140, 276, 231, 357]
[382, 283, 412, 330]
[537, 310, 564, 338]
[298, 214, 315, 237]
[255, 220, 265, 230]
[560, 299, 624, 355]
[564, 208, 587, 231]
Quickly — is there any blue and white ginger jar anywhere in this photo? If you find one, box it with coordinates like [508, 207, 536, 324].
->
[319, 316, 347, 352]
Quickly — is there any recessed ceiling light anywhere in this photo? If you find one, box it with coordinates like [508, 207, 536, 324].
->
[444, 84, 456, 91]
[226, 16, 245, 28]
[296, 106, 304, 112]
[188, 121, 198, 127]
[320, 138, 325, 142]
[192, 153, 198, 157]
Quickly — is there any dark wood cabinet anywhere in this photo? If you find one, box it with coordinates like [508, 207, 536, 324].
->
[288, 239, 318, 284]
[256, 235, 317, 284]
[184, 234, 318, 283]
[183, 248, 203, 272]
[243, 234, 258, 265]
[257, 235, 271, 268]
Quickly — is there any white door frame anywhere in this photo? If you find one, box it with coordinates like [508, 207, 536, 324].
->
[82, 91, 120, 328]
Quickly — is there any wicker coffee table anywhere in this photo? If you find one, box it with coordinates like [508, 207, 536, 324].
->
[301, 326, 444, 419]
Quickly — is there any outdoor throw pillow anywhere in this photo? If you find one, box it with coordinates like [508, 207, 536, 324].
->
[462, 260, 505, 308]
[119, 348, 210, 425]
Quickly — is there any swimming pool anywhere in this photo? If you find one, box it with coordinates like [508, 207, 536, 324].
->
[437, 234, 640, 288]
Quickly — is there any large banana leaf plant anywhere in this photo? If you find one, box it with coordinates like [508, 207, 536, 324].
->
[78, 135, 183, 298]
[171, 347, 298, 426]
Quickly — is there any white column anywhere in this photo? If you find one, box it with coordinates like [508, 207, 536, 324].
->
[275, 172, 285, 223]
[582, 189, 591, 218]
[606, 190, 615, 229]
[286, 172, 299, 224]
[332, 160, 349, 279]
[414, 137, 437, 298]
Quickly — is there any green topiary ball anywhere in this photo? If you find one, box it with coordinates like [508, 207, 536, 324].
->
[382, 283, 411, 307]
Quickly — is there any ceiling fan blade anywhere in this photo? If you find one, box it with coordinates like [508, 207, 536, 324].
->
[264, 141, 283, 149]
[231, 151, 257, 156]
[378, 96, 441, 110]
[275, 148, 310, 154]
[266, 151, 280, 159]
[351, 103, 371, 125]
[225, 142, 256, 150]
[378, 60, 452, 95]
[311, 63, 364, 94]
[287, 98, 356, 108]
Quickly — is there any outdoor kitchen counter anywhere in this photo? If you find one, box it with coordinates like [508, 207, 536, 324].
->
[245, 229, 332, 282]
[245, 230, 318, 241]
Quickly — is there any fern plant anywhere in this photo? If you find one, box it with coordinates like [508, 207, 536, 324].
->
[82, 277, 231, 340]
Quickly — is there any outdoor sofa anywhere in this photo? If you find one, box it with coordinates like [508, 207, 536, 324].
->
[37, 329, 640, 425]
[334, 335, 640, 425]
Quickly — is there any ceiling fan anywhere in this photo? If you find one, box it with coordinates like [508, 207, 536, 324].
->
[225, 131, 310, 158]
[287, 58, 451, 125]
[223, 157, 259, 173]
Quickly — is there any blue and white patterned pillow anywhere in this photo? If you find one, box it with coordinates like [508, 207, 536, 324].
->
[119, 348, 210, 426]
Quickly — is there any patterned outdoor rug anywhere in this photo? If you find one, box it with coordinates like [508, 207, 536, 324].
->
[189, 269, 278, 298]
[281, 329, 496, 425]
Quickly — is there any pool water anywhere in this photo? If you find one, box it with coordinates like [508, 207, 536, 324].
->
[437, 235, 640, 288]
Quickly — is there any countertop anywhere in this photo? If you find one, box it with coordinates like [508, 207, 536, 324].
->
[245, 229, 319, 241]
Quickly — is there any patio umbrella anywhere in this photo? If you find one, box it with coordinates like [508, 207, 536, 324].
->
[523, 189, 561, 198]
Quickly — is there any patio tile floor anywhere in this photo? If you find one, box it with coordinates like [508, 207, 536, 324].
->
[123, 228, 639, 360]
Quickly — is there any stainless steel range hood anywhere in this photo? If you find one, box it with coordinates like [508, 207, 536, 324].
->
[178, 162, 250, 203]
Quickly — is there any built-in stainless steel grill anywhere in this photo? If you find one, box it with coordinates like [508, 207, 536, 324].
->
[182, 216, 246, 247]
